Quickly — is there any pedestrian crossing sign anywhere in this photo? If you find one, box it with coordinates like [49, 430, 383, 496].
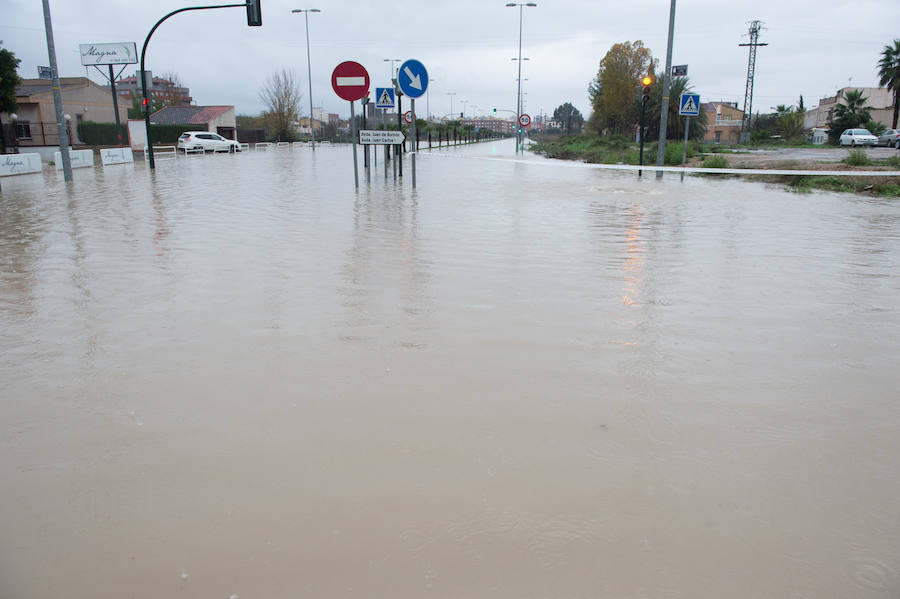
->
[679, 93, 700, 116]
[375, 87, 395, 109]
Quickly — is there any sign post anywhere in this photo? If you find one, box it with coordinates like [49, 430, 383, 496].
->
[678, 92, 700, 181]
[331, 61, 370, 188]
[81, 42, 142, 147]
[397, 59, 429, 189]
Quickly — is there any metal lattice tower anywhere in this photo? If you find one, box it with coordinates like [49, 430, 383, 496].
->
[738, 20, 767, 140]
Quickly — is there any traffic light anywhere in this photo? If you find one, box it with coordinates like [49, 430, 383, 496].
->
[641, 76, 652, 103]
[246, 0, 262, 26]
[142, 97, 150, 113]
[493, 108, 497, 114]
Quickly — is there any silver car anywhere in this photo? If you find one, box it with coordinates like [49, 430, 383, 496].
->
[876, 129, 900, 149]
[839, 128, 878, 147]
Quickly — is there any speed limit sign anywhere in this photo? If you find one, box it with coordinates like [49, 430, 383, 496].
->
[403, 110, 413, 124]
[518, 113, 531, 127]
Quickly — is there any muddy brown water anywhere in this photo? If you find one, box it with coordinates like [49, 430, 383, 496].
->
[2, 141, 899, 598]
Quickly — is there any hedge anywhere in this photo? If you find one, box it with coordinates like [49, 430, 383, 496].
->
[76, 121, 198, 145]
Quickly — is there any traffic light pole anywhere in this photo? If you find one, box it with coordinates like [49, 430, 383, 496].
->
[639, 94, 648, 177]
[140, 2, 254, 170]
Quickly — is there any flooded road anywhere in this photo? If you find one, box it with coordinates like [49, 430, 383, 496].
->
[2, 140, 900, 598]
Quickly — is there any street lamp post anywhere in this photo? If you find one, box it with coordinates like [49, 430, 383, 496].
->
[291, 8, 320, 150]
[506, 2, 536, 154]
[460, 99, 468, 119]
[447, 92, 456, 118]
[427, 78, 435, 120]
[384, 58, 401, 79]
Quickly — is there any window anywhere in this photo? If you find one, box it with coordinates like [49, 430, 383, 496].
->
[715, 131, 721, 142]
[15, 121, 31, 140]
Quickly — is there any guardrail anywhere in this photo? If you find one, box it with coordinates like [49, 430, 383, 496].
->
[255, 142, 272, 151]
[143, 145, 177, 160]
[184, 147, 205, 155]
[292, 141, 306, 148]
[239, 143, 250, 152]
[276, 141, 290, 149]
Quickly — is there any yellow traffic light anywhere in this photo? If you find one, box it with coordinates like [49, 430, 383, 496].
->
[641, 76, 653, 86]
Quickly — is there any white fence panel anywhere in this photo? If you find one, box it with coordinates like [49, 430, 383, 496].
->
[54, 149, 94, 169]
[0, 153, 43, 177]
[100, 148, 134, 166]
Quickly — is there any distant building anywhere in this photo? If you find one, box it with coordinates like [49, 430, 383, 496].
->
[459, 118, 515, 134]
[112, 71, 192, 106]
[3, 77, 128, 147]
[701, 101, 743, 143]
[328, 113, 340, 125]
[803, 87, 895, 131]
[148, 105, 236, 138]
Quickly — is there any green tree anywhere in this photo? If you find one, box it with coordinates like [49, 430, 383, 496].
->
[828, 89, 872, 145]
[1, 41, 23, 153]
[552, 101, 584, 134]
[877, 39, 900, 129]
[588, 41, 657, 135]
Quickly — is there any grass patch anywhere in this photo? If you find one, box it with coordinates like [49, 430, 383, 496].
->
[883, 155, 900, 168]
[701, 155, 730, 169]
[843, 148, 872, 166]
[776, 175, 900, 196]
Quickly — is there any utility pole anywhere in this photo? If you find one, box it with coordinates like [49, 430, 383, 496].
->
[738, 20, 767, 143]
[41, 0, 72, 181]
[654, 0, 676, 178]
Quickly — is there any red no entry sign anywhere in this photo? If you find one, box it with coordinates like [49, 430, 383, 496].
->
[331, 61, 370, 102]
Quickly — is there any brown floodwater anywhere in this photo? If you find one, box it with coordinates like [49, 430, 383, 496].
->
[2, 141, 899, 598]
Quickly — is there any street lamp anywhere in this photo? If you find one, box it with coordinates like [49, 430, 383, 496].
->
[460, 99, 468, 119]
[447, 92, 456, 118]
[291, 8, 320, 149]
[427, 77, 435, 120]
[506, 1, 536, 154]
[384, 58, 401, 79]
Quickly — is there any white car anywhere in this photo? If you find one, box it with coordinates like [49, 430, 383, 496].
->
[177, 131, 242, 153]
[839, 128, 878, 147]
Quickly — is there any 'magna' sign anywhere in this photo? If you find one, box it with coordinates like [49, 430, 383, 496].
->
[79, 42, 138, 66]
[0, 153, 43, 177]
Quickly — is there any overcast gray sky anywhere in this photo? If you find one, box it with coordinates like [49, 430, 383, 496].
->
[3, 0, 899, 121]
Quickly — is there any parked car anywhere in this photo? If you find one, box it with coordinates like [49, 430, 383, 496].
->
[839, 128, 878, 147]
[177, 131, 241, 153]
[876, 129, 900, 149]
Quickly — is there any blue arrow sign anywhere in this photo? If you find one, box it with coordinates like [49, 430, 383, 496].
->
[679, 93, 700, 116]
[375, 87, 395, 109]
[397, 59, 428, 98]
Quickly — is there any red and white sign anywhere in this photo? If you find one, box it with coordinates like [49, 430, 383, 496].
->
[518, 113, 531, 127]
[403, 111, 413, 124]
[331, 61, 370, 102]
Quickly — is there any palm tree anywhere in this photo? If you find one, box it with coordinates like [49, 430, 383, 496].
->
[832, 89, 871, 125]
[877, 39, 900, 129]
[644, 76, 706, 141]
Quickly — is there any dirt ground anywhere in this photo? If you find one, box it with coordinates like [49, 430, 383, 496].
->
[707, 145, 900, 168]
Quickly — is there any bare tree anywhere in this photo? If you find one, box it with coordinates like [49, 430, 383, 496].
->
[259, 68, 303, 141]
[158, 71, 188, 106]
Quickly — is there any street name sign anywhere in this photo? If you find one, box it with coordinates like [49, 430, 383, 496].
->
[37, 66, 52, 79]
[397, 59, 428, 98]
[375, 87, 395, 109]
[79, 42, 138, 65]
[672, 64, 688, 77]
[679, 93, 700, 116]
[359, 130, 406, 145]
[331, 61, 370, 101]
[518, 113, 532, 127]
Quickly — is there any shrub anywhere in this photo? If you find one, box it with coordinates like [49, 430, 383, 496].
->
[884, 155, 900, 168]
[701, 155, 729, 169]
[843, 149, 872, 166]
[76, 121, 122, 145]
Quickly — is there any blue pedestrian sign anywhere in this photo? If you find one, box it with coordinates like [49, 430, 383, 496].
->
[397, 59, 428, 98]
[375, 87, 395, 109]
[679, 93, 700, 116]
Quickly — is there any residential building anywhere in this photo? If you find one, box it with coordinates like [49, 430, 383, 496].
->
[459, 118, 516, 134]
[2, 77, 128, 147]
[701, 101, 743, 143]
[803, 87, 895, 131]
[112, 71, 192, 105]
